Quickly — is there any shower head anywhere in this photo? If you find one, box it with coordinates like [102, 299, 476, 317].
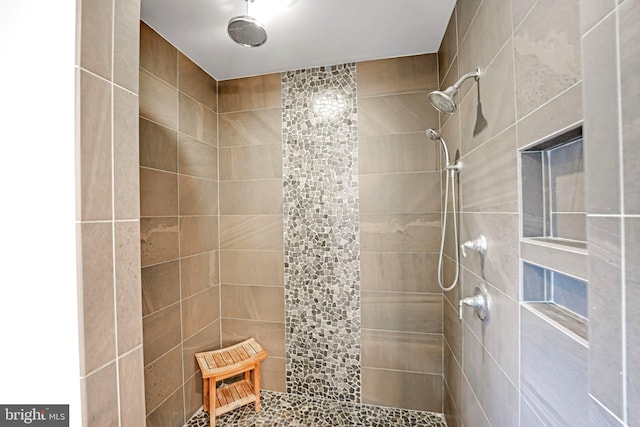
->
[228, 0, 267, 47]
[426, 128, 450, 166]
[428, 68, 481, 114]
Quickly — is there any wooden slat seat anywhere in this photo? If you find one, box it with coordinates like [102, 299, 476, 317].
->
[195, 338, 267, 427]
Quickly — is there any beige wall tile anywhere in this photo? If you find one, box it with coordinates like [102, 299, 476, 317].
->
[438, 11, 458, 86]
[361, 329, 442, 374]
[142, 303, 181, 365]
[139, 68, 178, 129]
[362, 291, 442, 334]
[360, 172, 441, 214]
[444, 339, 463, 418]
[183, 372, 204, 420]
[114, 87, 140, 220]
[219, 250, 284, 286]
[140, 168, 178, 217]
[221, 318, 285, 358]
[179, 175, 218, 216]
[357, 54, 438, 97]
[182, 286, 220, 339]
[218, 73, 281, 113]
[358, 92, 438, 137]
[144, 345, 183, 412]
[359, 132, 438, 174]
[114, 0, 140, 92]
[178, 134, 218, 180]
[512, 0, 538, 30]
[362, 368, 443, 412]
[178, 52, 217, 111]
[625, 217, 640, 424]
[115, 221, 143, 355]
[139, 22, 177, 86]
[443, 297, 462, 364]
[183, 321, 221, 378]
[81, 362, 119, 427]
[456, 0, 483, 44]
[78, 0, 113, 79]
[139, 118, 177, 172]
[118, 347, 146, 427]
[462, 379, 492, 427]
[219, 144, 283, 181]
[220, 215, 284, 250]
[141, 260, 180, 316]
[179, 92, 217, 145]
[219, 108, 282, 147]
[360, 252, 440, 293]
[145, 387, 184, 426]
[219, 179, 283, 215]
[221, 285, 284, 322]
[261, 356, 286, 392]
[77, 222, 115, 375]
[78, 69, 113, 221]
[181, 251, 219, 298]
[359, 213, 441, 252]
[179, 216, 218, 257]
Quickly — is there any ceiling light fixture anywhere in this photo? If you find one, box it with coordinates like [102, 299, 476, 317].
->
[227, 0, 267, 47]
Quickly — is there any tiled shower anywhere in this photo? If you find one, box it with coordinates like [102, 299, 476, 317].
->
[72, 0, 640, 426]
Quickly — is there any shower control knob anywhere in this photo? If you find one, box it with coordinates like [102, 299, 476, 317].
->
[459, 281, 492, 324]
[460, 235, 487, 257]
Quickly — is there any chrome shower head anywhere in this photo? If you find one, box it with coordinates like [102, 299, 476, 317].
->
[428, 68, 481, 114]
[228, 0, 267, 47]
[426, 128, 450, 166]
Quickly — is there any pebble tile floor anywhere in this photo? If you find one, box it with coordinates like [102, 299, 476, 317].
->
[184, 390, 447, 427]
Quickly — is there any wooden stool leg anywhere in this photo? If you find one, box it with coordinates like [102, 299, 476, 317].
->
[209, 379, 217, 427]
[253, 364, 261, 412]
[202, 377, 209, 412]
[244, 370, 251, 383]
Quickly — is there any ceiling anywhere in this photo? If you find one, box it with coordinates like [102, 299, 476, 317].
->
[141, 0, 455, 81]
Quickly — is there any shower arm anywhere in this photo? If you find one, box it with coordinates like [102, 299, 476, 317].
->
[451, 68, 481, 91]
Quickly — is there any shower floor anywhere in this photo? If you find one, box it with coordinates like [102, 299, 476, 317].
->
[184, 390, 447, 427]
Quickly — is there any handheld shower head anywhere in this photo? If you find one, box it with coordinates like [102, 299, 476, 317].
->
[428, 68, 481, 114]
[426, 128, 450, 166]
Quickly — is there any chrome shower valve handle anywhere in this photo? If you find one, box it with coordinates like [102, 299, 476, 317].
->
[460, 235, 487, 258]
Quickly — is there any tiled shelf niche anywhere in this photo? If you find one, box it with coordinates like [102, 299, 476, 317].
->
[520, 125, 588, 342]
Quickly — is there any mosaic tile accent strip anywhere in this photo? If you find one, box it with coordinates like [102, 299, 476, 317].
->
[184, 391, 447, 427]
[282, 64, 361, 402]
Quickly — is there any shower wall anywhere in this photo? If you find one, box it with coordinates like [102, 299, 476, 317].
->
[138, 23, 220, 426]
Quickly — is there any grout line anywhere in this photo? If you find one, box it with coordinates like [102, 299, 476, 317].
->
[590, 393, 627, 425]
[516, 80, 583, 124]
[512, 0, 541, 35]
[582, 7, 618, 38]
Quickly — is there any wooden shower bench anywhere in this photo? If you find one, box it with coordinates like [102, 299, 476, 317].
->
[195, 338, 267, 427]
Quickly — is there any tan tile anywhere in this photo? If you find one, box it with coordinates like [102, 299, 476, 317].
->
[184, 371, 204, 420]
[118, 347, 146, 427]
[444, 297, 462, 363]
[178, 52, 217, 111]
[357, 54, 438, 97]
[261, 356, 286, 392]
[139, 68, 178, 129]
[221, 285, 284, 322]
[183, 321, 221, 377]
[218, 73, 281, 112]
[140, 217, 179, 267]
[114, 221, 143, 355]
[219, 250, 283, 286]
[181, 251, 219, 298]
[438, 11, 458, 87]
[139, 21, 177, 86]
[77, 222, 115, 375]
[512, 0, 538, 30]
[219, 108, 282, 147]
[361, 329, 442, 374]
[143, 303, 181, 365]
[81, 362, 118, 427]
[114, 0, 140, 92]
[360, 252, 440, 293]
[142, 260, 180, 316]
[139, 118, 178, 172]
[359, 132, 438, 174]
[179, 175, 218, 216]
[362, 368, 443, 412]
[221, 318, 285, 358]
[219, 179, 283, 215]
[182, 286, 220, 340]
[514, 0, 581, 118]
[444, 339, 463, 417]
[114, 87, 140, 220]
[77, 0, 112, 79]
[144, 345, 183, 412]
[145, 387, 184, 426]
[362, 291, 442, 334]
[358, 92, 438, 137]
[219, 144, 283, 181]
[220, 215, 284, 250]
[179, 92, 217, 145]
[456, 0, 482, 43]
[179, 215, 218, 257]
[359, 213, 441, 252]
[140, 168, 178, 217]
[77, 69, 112, 221]
[360, 172, 441, 214]
[178, 134, 218, 179]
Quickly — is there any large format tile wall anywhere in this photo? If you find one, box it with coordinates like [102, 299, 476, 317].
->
[357, 56, 443, 412]
[138, 23, 220, 426]
[437, 0, 585, 426]
[75, 0, 146, 425]
[581, 0, 640, 425]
